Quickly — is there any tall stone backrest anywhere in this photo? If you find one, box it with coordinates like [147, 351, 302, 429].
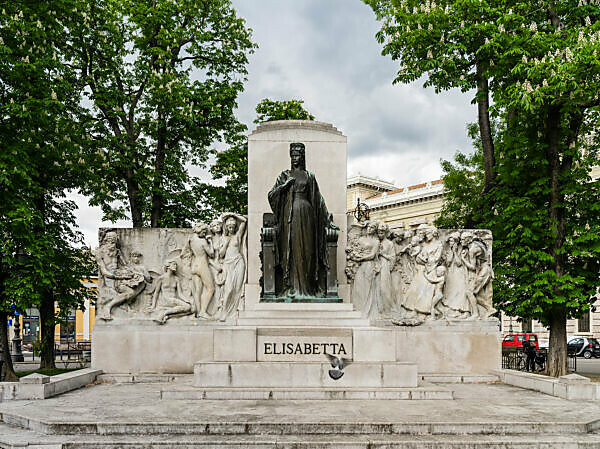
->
[246, 120, 350, 308]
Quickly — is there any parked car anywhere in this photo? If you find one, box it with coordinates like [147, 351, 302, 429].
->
[567, 336, 600, 359]
[502, 333, 539, 351]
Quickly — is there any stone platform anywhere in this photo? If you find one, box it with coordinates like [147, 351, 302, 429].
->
[2, 380, 600, 448]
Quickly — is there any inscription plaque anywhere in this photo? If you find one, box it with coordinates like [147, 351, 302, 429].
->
[257, 328, 353, 362]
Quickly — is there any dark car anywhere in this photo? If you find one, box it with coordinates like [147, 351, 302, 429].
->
[567, 337, 600, 359]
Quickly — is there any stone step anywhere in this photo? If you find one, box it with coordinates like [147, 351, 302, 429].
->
[252, 303, 356, 311]
[2, 422, 600, 448]
[194, 361, 418, 389]
[237, 317, 371, 326]
[1, 415, 594, 437]
[240, 310, 365, 318]
[160, 385, 453, 400]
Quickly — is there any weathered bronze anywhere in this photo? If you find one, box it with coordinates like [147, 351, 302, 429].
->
[261, 142, 339, 302]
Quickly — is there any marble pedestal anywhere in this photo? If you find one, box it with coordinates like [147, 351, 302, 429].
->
[93, 318, 500, 377]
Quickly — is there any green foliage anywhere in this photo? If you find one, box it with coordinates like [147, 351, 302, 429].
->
[254, 98, 315, 124]
[0, 0, 96, 326]
[70, 0, 257, 227]
[488, 115, 600, 327]
[435, 123, 485, 229]
[368, 0, 600, 373]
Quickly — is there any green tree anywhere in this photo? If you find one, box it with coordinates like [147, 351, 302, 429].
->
[434, 125, 485, 229]
[70, 0, 256, 228]
[0, 0, 97, 372]
[254, 98, 315, 123]
[199, 98, 315, 217]
[367, 0, 600, 376]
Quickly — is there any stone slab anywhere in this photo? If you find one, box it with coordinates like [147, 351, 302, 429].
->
[353, 328, 396, 362]
[5, 381, 600, 445]
[0, 368, 101, 401]
[92, 324, 214, 373]
[193, 361, 418, 389]
[161, 385, 453, 400]
[20, 373, 50, 384]
[3, 420, 600, 449]
[214, 328, 257, 362]
[495, 369, 600, 401]
[395, 322, 501, 374]
[93, 322, 501, 375]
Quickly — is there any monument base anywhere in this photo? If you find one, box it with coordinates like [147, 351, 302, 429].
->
[260, 295, 343, 303]
[92, 318, 501, 379]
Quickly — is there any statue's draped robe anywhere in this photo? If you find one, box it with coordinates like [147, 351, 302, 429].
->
[268, 169, 331, 297]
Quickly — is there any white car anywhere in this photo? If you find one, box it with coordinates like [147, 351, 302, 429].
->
[567, 336, 600, 359]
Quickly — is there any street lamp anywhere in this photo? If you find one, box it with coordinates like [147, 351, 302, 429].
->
[353, 198, 370, 223]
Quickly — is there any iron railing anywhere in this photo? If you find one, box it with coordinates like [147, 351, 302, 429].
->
[502, 348, 576, 373]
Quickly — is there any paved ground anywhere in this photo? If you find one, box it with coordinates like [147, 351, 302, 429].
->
[3, 378, 600, 448]
[575, 358, 600, 377]
[1, 377, 599, 426]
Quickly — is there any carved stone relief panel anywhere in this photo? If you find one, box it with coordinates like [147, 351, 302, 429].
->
[345, 221, 495, 325]
[96, 214, 247, 324]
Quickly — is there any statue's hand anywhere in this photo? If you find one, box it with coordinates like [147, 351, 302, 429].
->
[284, 178, 295, 188]
[328, 213, 339, 230]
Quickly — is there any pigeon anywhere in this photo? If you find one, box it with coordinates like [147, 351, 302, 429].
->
[325, 353, 352, 380]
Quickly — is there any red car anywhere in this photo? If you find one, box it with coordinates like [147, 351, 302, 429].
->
[502, 333, 539, 351]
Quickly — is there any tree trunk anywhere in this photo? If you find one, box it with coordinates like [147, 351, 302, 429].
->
[39, 293, 56, 370]
[0, 311, 18, 382]
[546, 105, 568, 377]
[150, 116, 167, 228]
[126, 169, 143, 227]
[547, 306, 568, 377]
[476, 60, 496, 193]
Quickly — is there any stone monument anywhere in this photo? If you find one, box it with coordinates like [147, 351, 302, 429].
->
[93, 120, 500, 393]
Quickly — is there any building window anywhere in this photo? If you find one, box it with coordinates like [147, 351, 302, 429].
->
[522, 318, 533, 333]
[578, 310, 591, 333]
[60, 309, 76, 342]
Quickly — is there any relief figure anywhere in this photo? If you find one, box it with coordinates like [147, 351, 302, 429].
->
[97, 231, 145, 320]
[207, 219, 225, 316]
[377, 222, 396, 317]
[218, 213, 247, 320]
[183, 223, 215, 319]
[350, 221, 380, 319]
[149, 260, 193, 324]
[441, 232, 469, 318]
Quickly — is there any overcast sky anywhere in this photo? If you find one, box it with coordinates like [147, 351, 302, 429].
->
[74, 0, 477, 247]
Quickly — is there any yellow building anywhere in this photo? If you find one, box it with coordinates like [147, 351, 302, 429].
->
[17, 278, 97, 345]
[52, 278, 97, 343]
